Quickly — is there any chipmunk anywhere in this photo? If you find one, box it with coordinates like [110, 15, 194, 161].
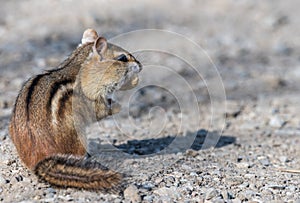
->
[9, 29, 142, 191]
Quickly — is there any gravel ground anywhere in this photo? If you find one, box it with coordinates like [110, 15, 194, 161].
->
[0, 0, 300, 202]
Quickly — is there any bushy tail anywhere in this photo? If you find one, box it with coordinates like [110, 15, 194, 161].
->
[34, 154, 122, 191]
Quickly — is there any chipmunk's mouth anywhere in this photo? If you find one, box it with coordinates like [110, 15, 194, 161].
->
[107, 98, 113, 106]
[106, 93, 116, 108]
[119, 73, 139, 90]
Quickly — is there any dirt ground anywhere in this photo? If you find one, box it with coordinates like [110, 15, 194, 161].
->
[0, 0, 300, 202]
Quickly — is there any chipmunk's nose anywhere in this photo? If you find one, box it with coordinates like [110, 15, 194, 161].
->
[131, 62, 142, 73]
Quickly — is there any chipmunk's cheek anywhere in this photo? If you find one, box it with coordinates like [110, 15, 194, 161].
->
[119, 74, 139, 90]
[118, 61, 141, 91]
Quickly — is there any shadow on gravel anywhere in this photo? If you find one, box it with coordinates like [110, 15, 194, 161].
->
[90, 129, 236, 156]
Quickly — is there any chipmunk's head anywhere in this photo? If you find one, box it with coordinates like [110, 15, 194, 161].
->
[79, 29, 142, 104]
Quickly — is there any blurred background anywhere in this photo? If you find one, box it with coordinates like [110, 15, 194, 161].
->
[0, 0, 299, 101]
[1, 0, 299, 136]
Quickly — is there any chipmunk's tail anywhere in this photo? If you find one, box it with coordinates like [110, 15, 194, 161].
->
[34, 154, 122, 191]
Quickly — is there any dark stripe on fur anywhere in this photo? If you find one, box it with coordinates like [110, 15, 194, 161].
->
[25, 74, 45, 120]
[47, 79, 74, 112]
[34, 155, 122, 191]
[57, 89, 73, 116]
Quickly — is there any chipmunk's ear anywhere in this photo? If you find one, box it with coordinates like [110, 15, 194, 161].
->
[81, 28, 98, 44]
[93, 37, 107, 60]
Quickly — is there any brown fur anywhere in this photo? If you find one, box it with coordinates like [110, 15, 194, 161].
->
[9, 29, 142, 191]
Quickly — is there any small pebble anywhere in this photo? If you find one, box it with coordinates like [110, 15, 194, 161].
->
[225, 100, 243, 118]
[205, 188, 219, 200]
[232, 198, 242, 203]
[269, 116, 285, 128]
[0, 130, 7, 141]
[279, 156, 288, 163]
[142, 182, 155, 190]
[33, 195, 41, 200]
[275, 128, 300, 136]
[185, 149, 199, 157]
[244, 174, 256, 179]
[221, 190, 230, 200]
[259, 158, 270, 166]
[267, 185, 286, 190]
[124, 185, 141, 203]
[184, 183, 194, 192]
[153, 187, 179, 199]
[0, 155, 9, 166]
[236, 162, 250, 168]
[143, 195, 154, 202]
[226, 177, 244, 186]
[154, 177, 163, 185]
[0, 175, 6, 186]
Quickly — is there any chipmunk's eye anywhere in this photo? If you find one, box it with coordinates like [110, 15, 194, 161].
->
[116, 54, 128, 62]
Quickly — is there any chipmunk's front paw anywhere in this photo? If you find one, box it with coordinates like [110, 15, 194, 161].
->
[108, 102, 121, 115]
